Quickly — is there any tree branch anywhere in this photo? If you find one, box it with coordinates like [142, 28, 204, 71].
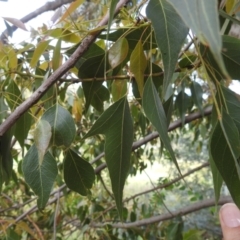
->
[0, 0, 75, 42]
[90, 195, 232, 228]
[0, 0, 130, 136]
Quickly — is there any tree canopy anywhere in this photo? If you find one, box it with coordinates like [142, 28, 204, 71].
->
[1, 0, 240, 239]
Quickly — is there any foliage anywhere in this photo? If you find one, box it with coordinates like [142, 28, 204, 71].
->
[0, 0, 240, 238]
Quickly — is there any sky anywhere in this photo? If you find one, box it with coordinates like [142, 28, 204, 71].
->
[0, 0, 240, 93]
[0, 0, 53, 42]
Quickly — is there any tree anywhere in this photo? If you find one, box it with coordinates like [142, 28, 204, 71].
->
[0, 0, 240, 239]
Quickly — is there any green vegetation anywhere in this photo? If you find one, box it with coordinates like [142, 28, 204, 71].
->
[0, 0, 240, 239]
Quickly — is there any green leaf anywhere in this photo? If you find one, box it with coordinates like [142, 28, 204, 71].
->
[22, 145, 58, 209]
[202, 35, 240, 80]
[77, 43, 107, 111]
[218, 85, 240, 132]
[34, 120, 52, 165]
[91, 85, 110, 112]
[82, 81, 103, 112]
[175, 90, 191, 124]
[107, 0, 118, 34]
[210, 110, 240, 208]
[52, 39, 61, 71]
[190, 82, 203, 115]
[166, 217, 183, 240]
[41, 104, 76, 147]
[167, 0, 228, 77]
[30, 40, 51, 68]
[146, 0, 188, 96]
[108, 38, 129, 69]
[99, 25, 158, 50]
[0, 129, 13, 191]
[209, 154, 223, 204]
[130, 41, 147, 97]
[64, 149, 95, 195]
[0, 96, 8, 123]
[143, 78, 181, 174]
[14, 112, 32, 148]
[6, 80, 22, 110]
[84, 97, 133, 218]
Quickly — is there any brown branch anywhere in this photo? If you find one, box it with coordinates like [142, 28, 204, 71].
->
[90, 195, 232, 228]
[0, 0, 130, 136]
[0, 0, 75, 42]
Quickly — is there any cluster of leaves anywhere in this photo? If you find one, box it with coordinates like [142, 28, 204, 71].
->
[1, 0, 240, 238]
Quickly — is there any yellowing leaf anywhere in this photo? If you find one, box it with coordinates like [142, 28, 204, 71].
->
[112, 79, 127, 102]
[39, 61, 49, 70]
[34, 120, 52, 165]
[72, 97, 82, 122]
[30, 40, 51, 68]
[130, 41, 147, 97]
[57, 0, 84, 23]
[108, 38, 129, 68]
[52, 39, 61, 71]
[8, 47, 17, 70]
[226, 0, 236, 13]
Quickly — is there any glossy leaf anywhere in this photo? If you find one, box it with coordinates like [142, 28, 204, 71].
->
[0, 97, 8, 123]
[30, 40, 51, 68]
[90, 85, 110, 112]
[52, 39, 61, 71]
[6, 80, 22, 109]
[130, 41, 147, 97]
[50, 28, 81, 43]
[34, 120, 52, 165]
[77, 43, 107, 111]
[190, 82, 203, 115]
[107, 0, 118, 34]
[209, 154, 223, 204]
[84, 97, 133, 218]
[14, 112, 32, 148]
[0, 129, 13, 191]
[64, 149, 95, 195]
[175, 90, 191, 124]
[143, 78, 181, 174]
[41, 104, 76, 147]
[8, 47, 18, 70]
[202, 35, 240, 80]
[210, 110, 240, 207]
[167, 0, 228, 77]
[99, 25, 158, 50]
[221, 86, 240, 131]
[108, 38, 128, 68]
[146, 0, 188, 95]
[22, 145, 58, 209]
